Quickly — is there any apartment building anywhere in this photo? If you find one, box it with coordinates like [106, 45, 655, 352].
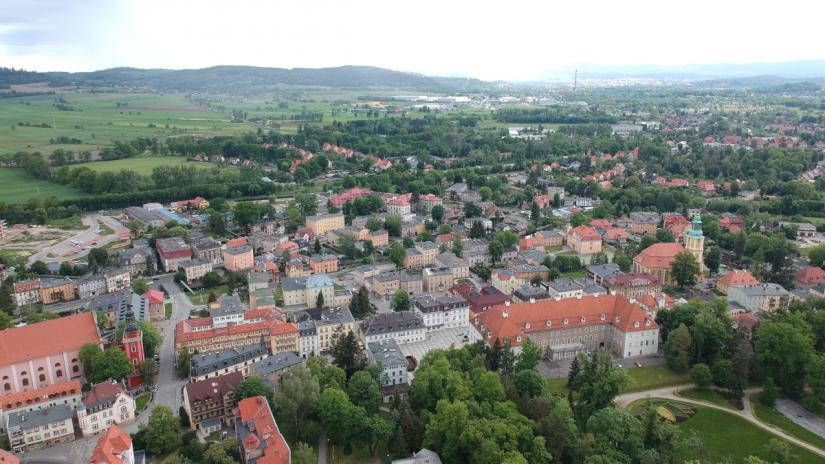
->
[76, 381, 136, 437]
[305, 213, 345, 236]
[183, 372, 243, 432]
[411, 294, 469, 332]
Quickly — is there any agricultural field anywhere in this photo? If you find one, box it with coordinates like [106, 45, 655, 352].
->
[0, 167, 86, 203]
[0, 92, 256, 155]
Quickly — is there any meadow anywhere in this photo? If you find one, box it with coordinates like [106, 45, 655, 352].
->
[70, 156, 207, 176]
[0, 92, 256, 155]
[0, 167, 86, 203]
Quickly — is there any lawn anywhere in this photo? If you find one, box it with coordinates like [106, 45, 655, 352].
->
[676, 387, 743, 410]
[47, 215, 85, 230]
[135, 393, 151, 411]
[165, 303, 173, 319]
[548, 364, 691, 395]
[673, 403, 823, 463]
[0, 167, 87, 203]
[71, 156, 205, 176]
[97, 220, 115, 235]
[627, 399, 823, 463]
[752, 401, 825, 451]
[185, 284, 231, 304]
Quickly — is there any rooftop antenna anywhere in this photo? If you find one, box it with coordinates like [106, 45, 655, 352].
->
[573, 69, 578, 94]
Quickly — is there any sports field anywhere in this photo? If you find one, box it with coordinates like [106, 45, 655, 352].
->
[0, 92, 256, 155]
[0, 167, 87, 203]
[71, 156, 208, 176]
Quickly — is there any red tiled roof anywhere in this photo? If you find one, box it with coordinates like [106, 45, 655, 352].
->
[567, 225, 601, 242]
[589, 219, 612, 228]
[142, 289, 164, 305]
[185, 371, 243, 403]
[88, 425, 131, 464]
[796, 266, 825, 284]
[0, 450, 18, 464]
[227, 237, 249, 248]
[83, 381, 125, 406]
[238, 396, 290, 464]
[474, 295, 656, 347]
[736, 312, 759, 330]
[0, 312, 101, 366]
[718, 270, 759, 287]
[0, 380, 82, 411]
[633, 243, 688, 270]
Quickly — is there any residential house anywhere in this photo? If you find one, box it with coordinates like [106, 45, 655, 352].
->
[513, 285, 551, 302]
[295, 308, 355, 353]
[435, 252, 469, 279]
[223, 246, 254, 272]
[491, 269, 522, 295]
[189, 344, 270, 382]
[795, 266, 825, 289]
[142, 290, 165, 322]
[76, 275, 107, 300]
[191, 238, 223, 266]
[305, 213, 345, 236]
[566, 226, 602, 255]
[404, 242, 438, 269]
[309, 255, 338, 274]
[235, 396, 290, 464]
[248, 352, 304, 388]
[367, 340, 409, 403]
[0, 380, 82, 436]
[411, 295, 469, 332]
[449, 284, 509, 313]
[536, 230, 564, 248]
[423, 267, 453, 293]
[103, 268, 131, 294]
[12, 279, 41, 307]
[39, 278, 77, 305]
[88, 424, 137, 464]
[364, 312, 426, 345]
[116, 246, 156, 277]
[6, 404, 74, 453]
[76, 381, 136, 437]
[587, 264, 622, 286]
[183, 372, 243, 432]
[281, 274, 335, 309]
[716, 270, 759, 295]
[728, 284, 791, 314]
[179, 258, 213, 284]
[628, 212, 661, 235]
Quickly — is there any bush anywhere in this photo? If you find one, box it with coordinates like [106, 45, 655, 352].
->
[691, 363, 712, 391]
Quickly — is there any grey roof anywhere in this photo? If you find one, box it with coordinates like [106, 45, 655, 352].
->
[125, 206, 165, 225]
[423, 267, 452, 277]
[365, 312, 425, 337]
[310, 254, 338, 262]
[367, 339, 407, 367]
[156, 236, 189, 253]
[306, 274, 334, 289]
[446, 183, 468, 193]
[282, 277, 307, 291]
[7, 404, 73, 431]
[180, 257, 211, 269]
[307, 212, 344, 221]
[40, 277, 73, 289]
[536, 230, 563, 238]
[190, 344, 269, 378]
[295, 307, 355, 326]
[411, 294, 468, 313]
[522, 250, 549, 262]
[575, 278, 607, 295]
[514, 285, 550, 300]
[191, 237, 221, 252]
[392, 449, 443, 464]
[629, 211, 661, 223]
[298, 319, 316, 336]
[732, 283, 790, 297]
[436, 252, 467, 268]
[224, 245, 252, 255]
[416, 241, 437, 251]
[249, 352, 303, 376]
[545, 278, 581, 293]
[103, 267, 129, 278]
[211, 294, 245, 317]
[512, 264, 550, 274]
[587, 263, 622, 280]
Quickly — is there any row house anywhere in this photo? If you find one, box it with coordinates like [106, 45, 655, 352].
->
[404, 241, 438, 269]
[40, 278, 77, 305]
[7, 404, 75, 453]
[0, 380, 82, 435]
[103, 268, 131, 294]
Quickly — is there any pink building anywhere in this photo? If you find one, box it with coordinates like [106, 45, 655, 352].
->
[223, 245, 254, 272]
[0, 312, 102, 395]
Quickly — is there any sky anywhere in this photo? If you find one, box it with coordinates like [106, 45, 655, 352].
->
[2, 0, 824, 81]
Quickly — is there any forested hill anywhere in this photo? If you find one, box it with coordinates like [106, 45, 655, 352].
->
[0, 65, 493, 93]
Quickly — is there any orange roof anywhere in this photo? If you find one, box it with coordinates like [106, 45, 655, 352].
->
[796, 266, 825, 284]
[718, 270, 759, 287]
[0, 450, 18, 464]
[238, 396, 290, 464]
[474, 295, 656, 347]
[567, 225, 601, 242]
[589, 219, 612, 228]
[270, 322, 299, 336]
[633, 243, 688, 270]
[89, 425, 132, 464]
[227, 237, 249, 248]
[0, 380, 82, 411]
[142, 289, 164, 305]
[0, 312, 101, 366]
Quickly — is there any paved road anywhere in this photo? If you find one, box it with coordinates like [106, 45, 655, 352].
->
[22, 276, 195, 463]
[616, 385, 825, 459]
[28, 213, 128, 265]
[776, 399, 825, 439]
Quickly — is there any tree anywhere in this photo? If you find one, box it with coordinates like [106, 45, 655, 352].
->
[760, 377, 778, 407]
[140, 406, 181, 456]
[704, 246, 721, 274]
[233, 201, 262, 228]
[691, 363, 712, 391]
[452, 236, 463, 257]
[755, 317, 815, 395]
[273, 366, 320, 440]
[384, 215, 402, 237]
[366, 217, 383, 232]
[392, 290, 410, 312]
[711, 359, 734, 390]
[202, 444, 234, 464]
[489, 240, 504, 263]
[765, 438, 792, 464]
[132, 277, 149, 295]
[331, 330, 361, 377]
[613, 254, 632, 272]
[431, 204, 444, 223]
[201, 271, 221, 288]
[469, 221, 485, 239]
[808, 244, 825, 268]
[389, 241, 406, 267]
[140, 358, 157, 386]
[177, 348, 192, 378]
[307, 357, 346, 390]
[512, 369, 546, 398]
[671, 252, 700, 288]
[291, 442, 317, 464]
[234, 376, 274, 404]
[570, 349, 629, 424]
[349, 286, 372, 318]
[347, 370, 382, 414]
[139, 320, 161, 358]
[79, 343, 103, 374]
[29, 260, 48, 275]
[515, 338, 542, 372]
[90, 348, 133, 383]
[314, 238, 322, 254]
[531, 201, 541, 224]
[664, 324, 691, 372]
[318, 388, 352, 445]
[179, 406, 190, 428]
[174, 270, 186, 283]
[464, 202, 482, 218]
[586, 407, 645, 462]
[0, 311, 11, 330]
[315, 291, 325, 309]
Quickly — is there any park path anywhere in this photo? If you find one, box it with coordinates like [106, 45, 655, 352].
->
[615, 385, 825, 459]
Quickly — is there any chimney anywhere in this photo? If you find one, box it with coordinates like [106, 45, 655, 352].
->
[502, 309, 509, 319]
[529, 298, 535, 304]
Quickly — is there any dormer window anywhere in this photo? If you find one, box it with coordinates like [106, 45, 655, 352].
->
[524, 322, 531, 329]
[563, 318, 569, 325]
[600, 314, 606, 321]
[645, 320, 651, 327]
[580, 316, 586, 323]
[634, 321, 640, 328]
[516, 336, 522, 343]
[546, 320, 552, 327]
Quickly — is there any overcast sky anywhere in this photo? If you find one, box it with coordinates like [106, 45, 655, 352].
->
[2, 0, 823, 81]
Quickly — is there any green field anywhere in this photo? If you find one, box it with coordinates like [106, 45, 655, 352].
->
[752, 401, 825, 451]
[71, 156, 205, 176]
[0, 92, 255, 155]
[549, 364, 691, 395]
[629, 399, 823, 463]
[0, 167, 87, 203]
[676, 387, 743, 410]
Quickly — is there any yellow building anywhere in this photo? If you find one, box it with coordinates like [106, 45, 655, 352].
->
[306, 213, 345, 236]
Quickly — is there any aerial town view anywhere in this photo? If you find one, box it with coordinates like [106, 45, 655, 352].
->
[2, 1, 825, 463]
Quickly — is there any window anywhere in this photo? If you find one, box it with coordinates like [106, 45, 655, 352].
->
[72, 365, 80, 374]
[55, 370, 62, 378]
[22, 378, 29, 387]
[3, 383, 9, 392]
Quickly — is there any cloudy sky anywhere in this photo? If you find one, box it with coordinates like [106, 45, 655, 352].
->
[2, 0, 823, 81]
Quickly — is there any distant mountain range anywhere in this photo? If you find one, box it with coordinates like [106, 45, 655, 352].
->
[0, 65, 493, 93]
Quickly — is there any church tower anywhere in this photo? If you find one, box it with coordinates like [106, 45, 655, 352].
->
[685, 214, 705, 267]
